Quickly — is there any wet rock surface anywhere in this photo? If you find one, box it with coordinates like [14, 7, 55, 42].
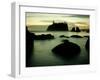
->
[52, 40, 81, 58]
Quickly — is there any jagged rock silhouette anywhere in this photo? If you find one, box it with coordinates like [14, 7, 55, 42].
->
[47, 21, 68, 31]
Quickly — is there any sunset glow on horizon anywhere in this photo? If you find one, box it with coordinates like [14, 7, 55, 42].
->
[26, 12, 89, 30]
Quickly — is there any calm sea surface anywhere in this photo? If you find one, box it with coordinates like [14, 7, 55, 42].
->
[28, 31, 89, 67]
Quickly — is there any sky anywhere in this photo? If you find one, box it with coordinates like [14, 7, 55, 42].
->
[26, 12, 89, 31]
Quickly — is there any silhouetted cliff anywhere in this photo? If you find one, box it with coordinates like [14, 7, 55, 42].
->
[47, 22, 68, 31]
[26, 27, 34, 67]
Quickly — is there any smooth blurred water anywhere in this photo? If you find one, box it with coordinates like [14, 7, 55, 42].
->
[28, 31, 89, 67]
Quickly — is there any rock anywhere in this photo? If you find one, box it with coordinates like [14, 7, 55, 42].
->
[76, 27, 81, 32]
[71, 27, 75, 32]
[47, 21, 68, 31]
[84, 36, 89, 38]
[34, 34, 55, 40]
[26, 27, 34, 53]
[59, 35, 69, 38]
[26, 27, 34, 49]
[86, 29, 89, 33]
[52, 40, 81, 58]
[26, 27, 34, 67]
[26, 27, 55, 40]
[71, 35, 83, 38]
[71, 26, 81, 32]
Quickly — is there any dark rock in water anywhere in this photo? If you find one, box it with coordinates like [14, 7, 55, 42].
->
[59, 35, 69, 38]
[26, 27, 54, 40]
[62, 39, 69, 43]
[26, 27, 34, 53]
[84, 36, 89, 38]
[47, 21, 68, 31]
[26, 27, 35, 39]
[86, 29, 89, 33]
[71, 26, 81, 32]
[34, 34, 55, 40]
[26, 27, 34, 67]
[76, 27, 81, 32]
[71, 27, 75, 32]
[52, 40, 81, 58]
[85, 37, 89, 52]
[71, 35, 83, 38]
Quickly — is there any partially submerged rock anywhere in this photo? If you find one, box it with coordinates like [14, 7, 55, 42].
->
[71, 35, 83, 38]
[59, 35, 69, 38]
[52, 40, 81, 58]
[84, 36, 89, 38]
[34, 34, 54, 40]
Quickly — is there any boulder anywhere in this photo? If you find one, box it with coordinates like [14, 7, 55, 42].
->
[71, 35, 83, 38]
[52, 40, 81, 58]
[59, 35, 69, 38]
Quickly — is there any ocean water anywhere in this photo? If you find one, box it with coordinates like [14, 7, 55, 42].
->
[27, 31, 89, 67]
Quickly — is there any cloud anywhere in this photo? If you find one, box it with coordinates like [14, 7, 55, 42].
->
[41, 20, 67, 23]
[40, 20, 53, 23]
[69, 15, 89, 18]
[75, 22, 88, 25]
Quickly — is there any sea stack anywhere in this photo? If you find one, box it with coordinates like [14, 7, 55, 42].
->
[47, 21, 68, 31]
[71, 26, 81, 32]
